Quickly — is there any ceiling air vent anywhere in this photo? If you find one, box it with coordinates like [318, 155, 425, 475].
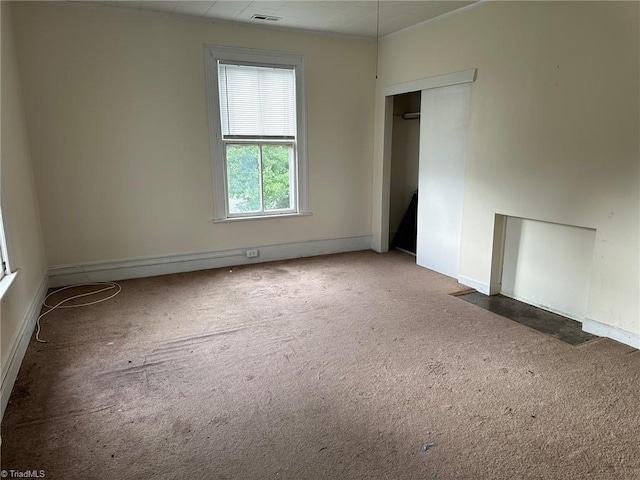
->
[251, 14, 282, 22]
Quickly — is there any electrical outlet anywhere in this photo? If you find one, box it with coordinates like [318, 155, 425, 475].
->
[246, 249, 259, 258]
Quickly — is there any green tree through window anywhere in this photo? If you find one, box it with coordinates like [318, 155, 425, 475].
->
[226, 144, 291, 213]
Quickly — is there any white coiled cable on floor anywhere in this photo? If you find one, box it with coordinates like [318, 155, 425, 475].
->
[35, 282, 122, 343]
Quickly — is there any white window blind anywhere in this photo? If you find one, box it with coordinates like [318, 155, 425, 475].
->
[218, 62, 296, 138]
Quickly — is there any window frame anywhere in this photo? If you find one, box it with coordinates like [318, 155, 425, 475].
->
[0, 204, 18, 301]
[0, 205, 11, 279]
[204, 45, 309, 221]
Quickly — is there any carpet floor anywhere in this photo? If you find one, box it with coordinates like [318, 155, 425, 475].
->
[2, 250, 639, 479]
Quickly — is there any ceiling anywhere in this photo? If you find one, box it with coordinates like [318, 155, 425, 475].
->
[76, 1, 478, 38]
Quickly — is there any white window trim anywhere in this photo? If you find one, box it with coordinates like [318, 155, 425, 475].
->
[204, 45, 309, 221]
[0, 205, 18, 300]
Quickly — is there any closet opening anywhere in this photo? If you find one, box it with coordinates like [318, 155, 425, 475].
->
[378, 69, 476, 280]
[389, 91, 421, 256]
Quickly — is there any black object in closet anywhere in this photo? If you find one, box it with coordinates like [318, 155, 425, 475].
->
[391, 191, 418, 254]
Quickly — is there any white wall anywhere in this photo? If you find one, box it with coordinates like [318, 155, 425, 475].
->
[501, 217, 597, 322]
[0, 2, 48, 413]
[373, 1, 639, 335]
[11, 2, 376, 268]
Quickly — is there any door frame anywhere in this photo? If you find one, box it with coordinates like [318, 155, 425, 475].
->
[378, 69, 477, 253]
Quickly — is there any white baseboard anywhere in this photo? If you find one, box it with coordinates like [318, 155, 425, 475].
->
[371, 237, 383, 253]
[458, 275, 490, 295]
[582, 318, 640, 350]
[1, 273, 48, 419]
[48, 235, 373, 287]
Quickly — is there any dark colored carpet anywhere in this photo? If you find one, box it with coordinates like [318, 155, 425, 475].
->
[2, 251, 639, 479]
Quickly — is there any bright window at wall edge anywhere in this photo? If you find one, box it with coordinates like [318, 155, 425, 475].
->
[204, 45, 309, 221]
[0, 206, 18, 300]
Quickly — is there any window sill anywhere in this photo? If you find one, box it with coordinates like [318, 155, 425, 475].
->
[213, 212, 312, 224]
[0, 269, 19, 301]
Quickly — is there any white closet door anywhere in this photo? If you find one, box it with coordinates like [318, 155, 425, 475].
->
[416, 83, 471, 278]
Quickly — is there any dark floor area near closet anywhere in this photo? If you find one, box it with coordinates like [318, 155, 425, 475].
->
[456, 292, 598, 346]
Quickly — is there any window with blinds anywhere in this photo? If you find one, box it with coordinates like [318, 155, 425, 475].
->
[218, 63, 296, 139]
[205, 46, 308, 220]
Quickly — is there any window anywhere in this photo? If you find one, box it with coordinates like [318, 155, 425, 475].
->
[0, 206, 10, 281]
[204, 46, 308, 221]
[0, 239, 5, 281]
[0, 204, 18, 300]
